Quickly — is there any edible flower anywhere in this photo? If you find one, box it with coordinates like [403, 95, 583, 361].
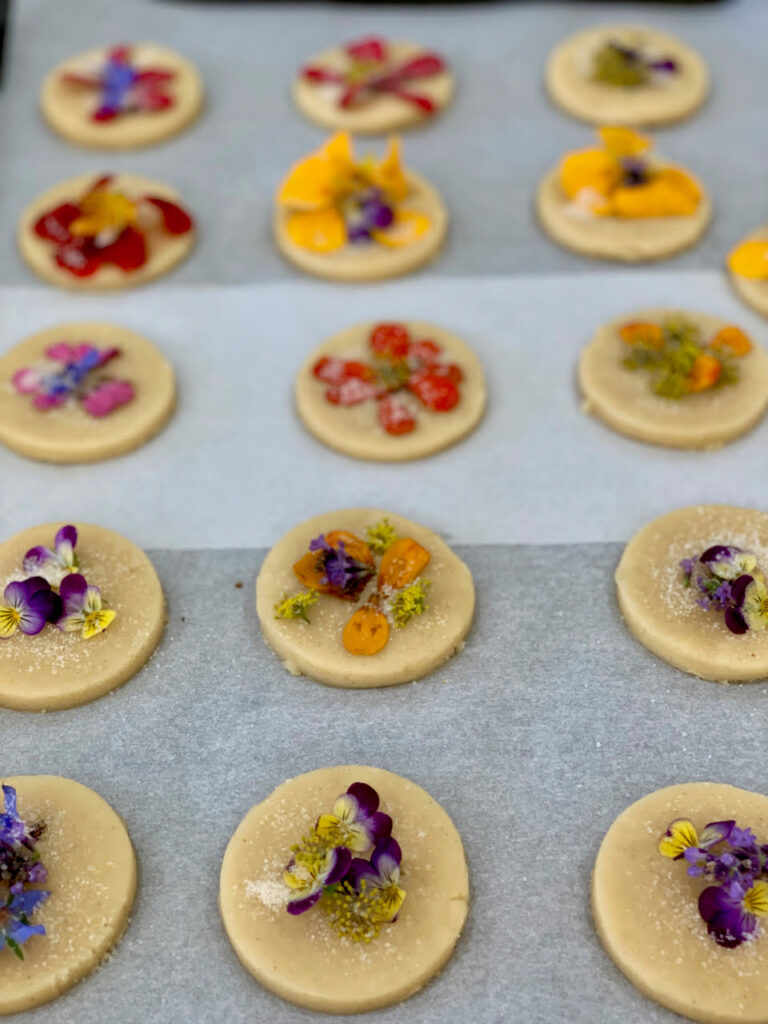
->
[312, 322, 463, 435]
[0, 579, 62, 639]
[293, 530, 375, 602]
[23, 525, 79, 578]
[281, 782, 406, 942]
[365, 519, 397, 555]
[273, 589, 319, 623]
[60, 44, 175, 122]
[302, 36, 446, 113]
[620, 317, 751, 399]
[33, 174, 193, 278]
[388, 580, 430, 628]
[0, 786, 50, 960]
[277, 132, 429, 253]
[56, 574, 117, 639]
[727, 237, 768, 281]
[680, 545, 768, 635]
[593, 39, 678, 87]
[13, 343, 134, 418]
[660, 815, 768, 947]
[560, 126, 701, 219]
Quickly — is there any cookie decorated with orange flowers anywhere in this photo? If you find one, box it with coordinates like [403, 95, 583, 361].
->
[537, 126, 711, 261]
[17, 172, 195, 290]
[295, 321, 486, 461]
[579, 310, 768, 449]
[273, 132, 447, 282]
[256, 509, 473, 688]
[727, 228, 768, 320]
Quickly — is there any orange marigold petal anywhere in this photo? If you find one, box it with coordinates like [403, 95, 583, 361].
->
[343, 605, 390, 656]
[687, 353, 722, 393]
[325, 531, 375, 568]
[286, 209, 347, 252]
[598, 126, 651, 158]
[610, 170, 700, 219]
[710, 325, 752, 357]
[727, 240, 768, 280]
[619, 322, 665, 349]
[372, 209, 430, 248]
[560, 148, 620, 202]
[378, 538, 430, 591]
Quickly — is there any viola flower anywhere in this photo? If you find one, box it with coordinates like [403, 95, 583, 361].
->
[56, 574, 117, 640]
[284, 834, 351, 915]
[23, 525, 79, 577]
[733, 574, 768, 632]
[699, 879, 768, 948]
[302, 37, 446, 114]
[700, 546, 757, 581]
[60, 45, 175, 122]
[315, 783, 392, 853]
[277, 132, 429, 253]
[0, 579, 62, 639]
[13, 343, 134, 418]
[593, 39, 678, 87]
[348, 837, 406, 923]
[33, 174, 193, 279]
[0, 890, 50, 959]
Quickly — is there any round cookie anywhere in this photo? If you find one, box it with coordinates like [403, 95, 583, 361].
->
[0, 522, 165, 710]
[256, 508, 474, 688]
[274, 170, 447, 282]
[219, 765, 469, 1014]
[40, 42, 204, 150]
[0, 322, 175, 463]
[594, 782, 768, 1024]
[729, 227, 768, 320]
[296, 321, 486, 461]
[17, 172, 195, 291]
[616, 505, 768, 682]
[293, 40, 454, 135]
[536, 163, 711, 262]
[579, 310, 768, 449]
[546, 25, 709, 127]
[0, 774, 136, 1015]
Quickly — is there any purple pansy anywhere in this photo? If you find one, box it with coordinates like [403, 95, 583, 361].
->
[13, 343, 134, 418]
[344, 188, 395, 243]
[348, 837, 406, 923]
[0, 579, 62, 640]
[315, 782, 392, 853]
[309, 535, 375, 599]
[56, 574, 117, 639]
[23, 525, 79, 578]
[285, 845, 352, 916]
[679, 545, 768, 635]
[700, 545, 756, 580]
[0, 786, 50, 959]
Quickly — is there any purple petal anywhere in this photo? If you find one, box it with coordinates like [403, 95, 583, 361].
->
[6, 920, 46, 945]
[347, 782, 379, 817]
[725, 606, 749, 634]
[701, 821, 736, 848]
[347, 856, 378, 889]
[17, 605, 48, 636]
[286, 891, 322, 915]
[20, 576, 51, 598]
[22, 546, 54, 573]
[28, 588, 62, 626]
[325, 846, 352, 886]
[58, 573, 88, 613]
[55, 525, 77, 550]
[2, 784, 18, 818]
[369, 811, 393, 846]
[10, 889, 50, 916]
[371, 837, 402, 873]
[3, 581, 29, 609]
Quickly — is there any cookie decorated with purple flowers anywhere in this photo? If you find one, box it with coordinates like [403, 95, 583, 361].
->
[256, 508, 474, 688]
[0, 775, 136, 1013]
[0, 322, 175, 463]
[594, 782, 768, 1023]
[0, 522, 164, 710]
[616, 505, 768, 682]
[546, 25, 709, 127]
[40, 43, 204, 150]
[219, 765, 469, 1013]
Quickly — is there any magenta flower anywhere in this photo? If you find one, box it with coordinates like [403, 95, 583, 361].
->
[23, 525, 79, 577]
[60, 45, 175, 122]
[0, 579, 62, 639]
[13, 343, 134, 418]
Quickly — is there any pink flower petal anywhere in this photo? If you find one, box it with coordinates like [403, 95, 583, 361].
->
[81, 379, 135, 418]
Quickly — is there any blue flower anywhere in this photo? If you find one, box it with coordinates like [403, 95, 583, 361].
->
[0, 890, 49, 957]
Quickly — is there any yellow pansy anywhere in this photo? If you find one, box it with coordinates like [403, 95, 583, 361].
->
[659, 818, 699, 859]
[727, 239, 768, 280]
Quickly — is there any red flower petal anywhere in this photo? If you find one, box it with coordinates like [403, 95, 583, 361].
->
[370, 324, 411, 360]
[303, 66, 345, 84]
[314, 357, 374, 385]
[325, 378, 378, 406]
[144, 197, 193, 235]
[410, 339, 442, 366]
[97, 226, 147, 271]
[378, 394, 416, 434]
[54, 240, 101, 277]
[346, 37, 387, 64]
[408, 371, 460, 411]
[33, 203, 80, 243]
[397, 54, 445, 79]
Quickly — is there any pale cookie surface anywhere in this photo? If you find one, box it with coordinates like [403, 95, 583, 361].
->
[579, 310, 768, 449]
[273, 171, 447, 282]
[616, 505, 768, 682]
[536, 165, 711, 261]
[594, 782, 768, 1024]
[295, 321, 486, 461]
[256, 508, 474, 688]
[293, 41, 454, 134]
[730, 227, 768, 320]
[219, 765, 469, 1014]
[17, 172, 195, 291]
[40, 43, 204, 150]
[0, 522, 165, 710]
[0, 775, 136, 1015]
[0, 322, 175, 464]
[547, 25, 709, 126]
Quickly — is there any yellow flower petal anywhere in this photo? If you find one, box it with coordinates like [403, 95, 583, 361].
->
[277, 132, 356, 210]
[659, 819, 699, 859]
[598, 126, 651, 159]
[0, 606, 20, 638]
[372, 209, 430, 248]
[70, 191, 137, 238]
[82, 608, 116, 640]
[744, 880, 768, 918]
[609, 168, 701, 219]
[727, 240, 768, 280]
[286, 208, 347, 252]
[370, 137, 409, 204]
[560, 149, 621, 206]
[371, 884, 406, 923]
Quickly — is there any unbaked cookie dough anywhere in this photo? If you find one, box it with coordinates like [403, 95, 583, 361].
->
[616, 505, 768, 682]
[219, 765, 469, 1014]
[546, 25, 709, 127]
[0, 774, 136, 1015]
[256, 508, 474, 688]
[274, 133, 447, 282]
[728, 227, 768, 320]
[293, 38, 454, 134]
[18, 172, 195, 291]
[579, 310, 768, 449]
[40, 42, 204, 150]
[0, 522, 165, 710]
[536, 127, 711, 261]
[296, 320, 486, 461]
[594, 782, 768, 1024]
[0, 322, 176, 463]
